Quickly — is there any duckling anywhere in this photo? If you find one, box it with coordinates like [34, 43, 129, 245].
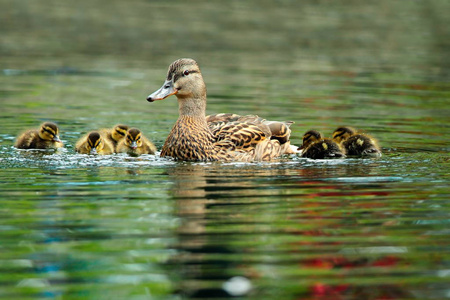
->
[299, 130, 323, 151]
[14, 122, 63, 149]
[100, 124, 129, 151]
[300, 130, 345, 159]
[332, 126, 357, 144]
[116, 128, 156, 156]
[342, 134, 381, 157]
[75, 131, 114, 155]
[332, 126, 381, 157]
[146, 58, 296, 161]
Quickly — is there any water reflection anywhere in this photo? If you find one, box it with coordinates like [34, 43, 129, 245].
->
[1, 0, 449, 298]
[156, 158, 449, 299]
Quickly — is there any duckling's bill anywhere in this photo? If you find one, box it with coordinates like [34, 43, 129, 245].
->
[147, 79, 178, 102]
[53, 135, 62, 143]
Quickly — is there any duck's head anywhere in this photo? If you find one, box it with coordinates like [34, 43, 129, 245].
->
[39, 122, 62, 143]
[147, 58, 206, 102]
[299, 130, 323, 150]
[332, 126, 356, 144]
[87, 132, 103, 155]
[111, 124, 129, 143]
[124, 128, 142, 150]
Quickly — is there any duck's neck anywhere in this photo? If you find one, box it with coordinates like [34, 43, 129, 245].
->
[177, 95, 207, 120]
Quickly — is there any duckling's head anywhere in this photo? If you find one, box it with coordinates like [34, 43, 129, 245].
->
[87, 132, 103, 155]
[147, 58, 206, 102]
[300, 130, 323, 150]
[125, 128, 142, 150]
[332, 126, 356, 144]
[39, 122, 62, 143]
[111, 124, 129, 143]
[362, 145, 382, 158]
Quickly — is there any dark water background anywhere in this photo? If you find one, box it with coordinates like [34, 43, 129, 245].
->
[1, 1, 449, 299]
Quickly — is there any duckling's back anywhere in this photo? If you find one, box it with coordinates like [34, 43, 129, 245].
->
[15, 129, 61, 149]
[342, 134, 381, 157]
[15, 129, 39, 149]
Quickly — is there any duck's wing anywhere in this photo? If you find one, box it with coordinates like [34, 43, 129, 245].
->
[206, 113, 241, 124]
[207, 114, 293, 142]
[213, 121, 271, 149]
[206, 113, 263, 132]
[207, 113, 297, 156]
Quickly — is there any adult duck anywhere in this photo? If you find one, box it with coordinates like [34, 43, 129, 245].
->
[147, 58, 295, 162]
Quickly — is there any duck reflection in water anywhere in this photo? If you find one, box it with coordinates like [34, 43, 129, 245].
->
[166, 163, 295, 298]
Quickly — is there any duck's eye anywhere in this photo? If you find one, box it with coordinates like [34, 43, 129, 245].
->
[183, 70, 190, 76]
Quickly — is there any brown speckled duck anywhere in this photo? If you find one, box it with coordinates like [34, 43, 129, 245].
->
[100, 124, 129, 151]
[300, 130, 345, 159]
[116, 128, 156, 156]
[75, 131, 114, 155]
[146, 58, 295, 162]
[332, 126, 381, 157]
[15, 122, 63, 149]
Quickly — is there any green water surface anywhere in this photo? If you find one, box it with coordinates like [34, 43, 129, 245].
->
[0, 1, 449, 299]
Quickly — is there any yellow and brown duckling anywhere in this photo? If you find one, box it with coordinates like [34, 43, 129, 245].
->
[75, 131, 114, 155]
[116, 128, 157, 156]
[100, 124, 129, 151]
[146, 58, 296, 162]
[332, 126, 381, 158]
[14, 122, 63, 150]
[341, 133, 381, 157]
[300, 130, 345, 159]
[331, 126, 357, 144]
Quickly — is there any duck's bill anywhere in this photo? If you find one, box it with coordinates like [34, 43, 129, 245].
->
[147, 80, 178, 102]
[53, 135, 62, 143]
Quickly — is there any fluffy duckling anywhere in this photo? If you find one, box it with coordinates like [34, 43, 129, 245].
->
[146, 58, 295, 161]
[116, 128, 156, 156]
[342, 134, 381, 157]
[300, 130, 345, 159]
[332, 126, 357, 144]
[15, 122, 63, 149]
[299, 130, 322, 151]
[332, 126, 381, 158]
[100, 124, 129, 151]
[75, 131, 114, 155]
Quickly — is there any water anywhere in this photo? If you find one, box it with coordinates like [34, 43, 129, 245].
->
[1, 1, 449, 299]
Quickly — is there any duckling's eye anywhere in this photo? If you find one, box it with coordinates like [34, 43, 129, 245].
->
[43, 128, 55, 137]
[183, 70, 190, 76]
